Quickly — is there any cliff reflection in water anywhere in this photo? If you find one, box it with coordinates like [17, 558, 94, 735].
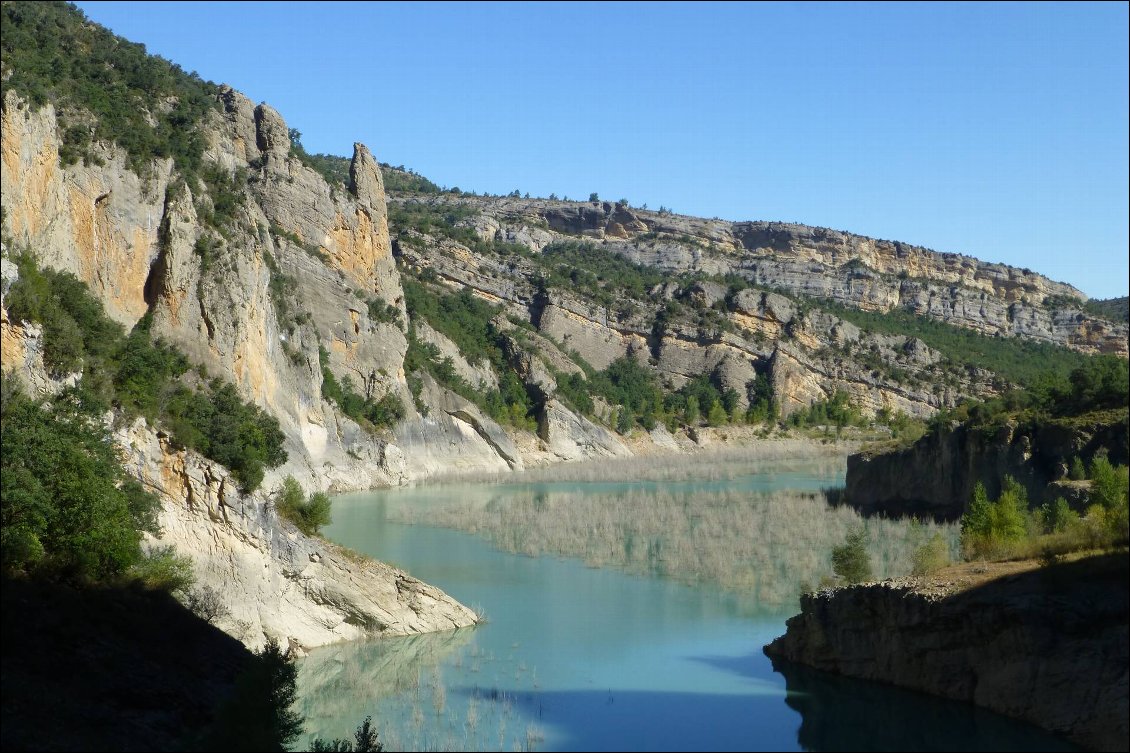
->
[298, 628, 475, 744]
[769, 658, 1079, 752]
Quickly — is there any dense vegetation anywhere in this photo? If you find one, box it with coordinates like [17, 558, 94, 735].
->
[1, 1, 218, 176]
[786, 390, 864, 431]
[960, 457, 1128, 561]
[382, 163, 442, 194]
[4, 254, 286, 492]
[929, 354, 1129, 431]
[940, 356, 1130, 560]
[1083, 295, 1130, 324]
[831, 529, 873, 584]
[389, 202, 488, 252]
[535, 240, 671, 310]
[1, 375, 160, 580]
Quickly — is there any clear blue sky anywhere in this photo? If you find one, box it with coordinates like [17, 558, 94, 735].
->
[75, 1, 1129, 299]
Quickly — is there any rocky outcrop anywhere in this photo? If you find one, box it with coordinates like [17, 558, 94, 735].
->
[764, 554, 1130, 751]
[118, 420, 479, 652]
[844, 410, 1130, 520]
[393, 373, 522, 478]
[538, 398, 631, 461]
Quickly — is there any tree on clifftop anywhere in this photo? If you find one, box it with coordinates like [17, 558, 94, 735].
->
[831, 529, 872, 584]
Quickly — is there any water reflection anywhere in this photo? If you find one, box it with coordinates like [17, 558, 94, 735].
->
[379, 481, 957, 610]
[299, 628, 475, 742]
[298, 456, 1073, 752]
[768, 658, 1078, 752]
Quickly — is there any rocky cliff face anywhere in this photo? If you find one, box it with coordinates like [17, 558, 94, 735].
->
[117, 420, 478, 653]
[395, 207, 995, 422]
[843, 410, 1130, 520]
[429, 195, 1128, 356]
[2, 54, 1126, 653]
[1, 87, 487, 650]
[764, 555, 1129, 752]
[0, 290, 477, 652]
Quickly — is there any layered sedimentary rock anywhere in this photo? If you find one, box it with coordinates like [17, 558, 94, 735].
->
[395, 219, 994, 420]
[400, 194, 1129, 356]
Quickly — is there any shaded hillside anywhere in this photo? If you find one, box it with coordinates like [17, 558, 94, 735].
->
[1085, 296, 1130, 325]
[1, 576, 251, 751]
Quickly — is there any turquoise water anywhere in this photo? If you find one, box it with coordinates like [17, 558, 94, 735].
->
[297, 461, 1076, 751]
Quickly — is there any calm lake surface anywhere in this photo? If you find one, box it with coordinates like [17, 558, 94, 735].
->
[297, 457, 1075, 751]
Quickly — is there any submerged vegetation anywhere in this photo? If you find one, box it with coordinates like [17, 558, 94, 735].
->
[386, 451, 957, 608]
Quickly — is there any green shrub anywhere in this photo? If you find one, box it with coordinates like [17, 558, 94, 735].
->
[5, 256, 124, 376]
[164, 381, 287, 493]
[367, 299, 401, 326]
[787, 391, 863, 430]
[706, 399, 728, 427]
[1068, 456, 1087, 481]
[961, 478, 1030, 559]
[275, 476, 332, 536]
[319, 346, 405, 432]
[911, 533, 951, 576]
[1088, 455, 1129, 541]
[114, 316, 190, 420]
[589, 356, 665, 431]
[831, 529, 872, 584]
[129, 545, 196, 592]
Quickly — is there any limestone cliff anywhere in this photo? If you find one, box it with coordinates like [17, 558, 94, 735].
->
[3, 19, 1128, 654]
[0, 269, 478, 651]
[394, 212, 994, 421]
[764, 555, 1129, 751]
[416, 194, 1129, 357]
